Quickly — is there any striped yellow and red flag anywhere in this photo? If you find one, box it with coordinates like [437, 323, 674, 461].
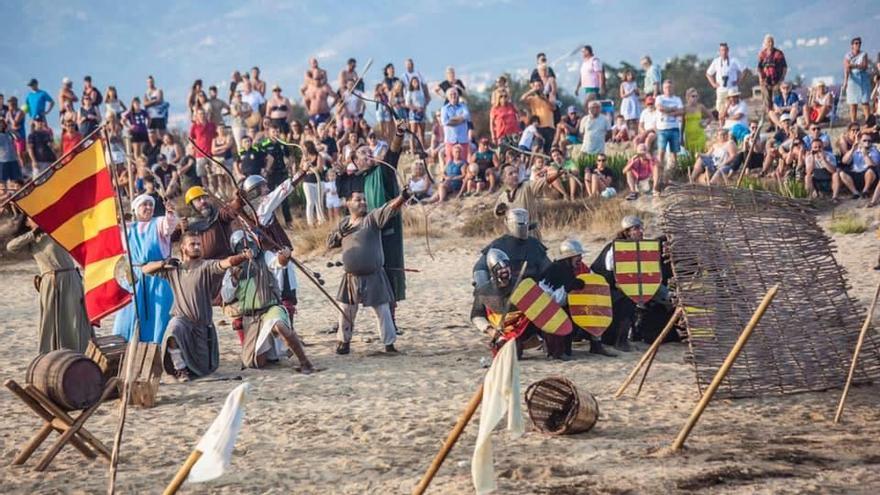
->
[14, 137, 130, 323]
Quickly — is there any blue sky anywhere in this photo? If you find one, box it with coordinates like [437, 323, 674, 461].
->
[2, 0, 875, 128]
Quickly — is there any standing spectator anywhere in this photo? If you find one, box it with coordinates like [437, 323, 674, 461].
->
[401, 58, 427, 100]
[0, 94, 5, 123]
[575, 45, 605, 102]
[104, 86, 126, 121]
[302, 74, 335, 126]
[683, 87, 711, 156]
[720, 89, 749, 143]
[521, 80, 556, 153]
[622, 143, 659, 199]
[228, 70, 242, 102]
[124, 97, 150, 159]
[82, 76, 102, 108]
[619, 69, 641, 132]
[144, 75, 168, 134]
[250, 66, 267, 96]
[382, 63, 400, 92]
[490, 92, 520, 145]
[6, 97, 26, 161]
[806, 81, 833, 126]
[491, 75, 510, 107]
[143, 129, 162, 167]
[435, 67, 466, 104]
[57, 78, 77, 123]
[768, 81, 801, 129]
[579, 100, 611, 155]
[239, 79, 266, 128]
[25, 79, 55, 122]
[265, 84, 292, 133]
[299, 140, 326, 226]
[654, 79, 684, 176]
[373, 83, 394, 141]
[844, 37, 871, 123]
[205, 86, 229, 128]
[440, 88, 470, 161]
[705, 42, 745, 115]
[0, 118, 22, 196]
[641, 55, 661, 97]
[530, 53, 556, 83]
[842, 133, 880, 201]
[27, 116, 56, 176]
[757, 35, 787, 113]
[300, 57, 327, 97]
[229, 91, 252, 149]
[187, 79, 204, 119]
[338, 58, 360, 92]
[77, 95, 101, 136]
[405, 77, 428, 153]
[189, 108, 217, 190]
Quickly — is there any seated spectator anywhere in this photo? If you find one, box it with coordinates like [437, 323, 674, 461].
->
[588, 153, 617, 198]
[550, 147, 581, 199]
[842, 133, 880, 202]
[408, 160, 434, 201]
[720, 89, 749, 142]
[804, 138, 842, 200]
[579, 100, 611, 155]
[805, 81, 833, 126]
[803, 123, 832, 151]
[518, 116, 543, 152]
[61, 121, 83, 155]
[837, 123, 861, 157]
[555, 106, 581, 147]
[768, 81, 801, 129]
[635, 96, 657, 150]
[739, 120, 768, 172]
[432, 143, 465, 202]
[490, 92, 520, 145]
[772, 113, 804, 151]
[530, 155, 568, 200]
[611, 115, 630, 143]
[690, 129, 739, 185]
[761, 139, 785, 178]
[622, 143, 660, 199]
[468, 137, 499, 193]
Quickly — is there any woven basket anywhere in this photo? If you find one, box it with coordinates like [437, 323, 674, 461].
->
[524, 377, 598, 435]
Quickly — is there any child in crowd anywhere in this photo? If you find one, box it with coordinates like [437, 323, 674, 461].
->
[611, 115, 630, 143]
[518, 116, 542, 152]
[323, 169, 341, 220]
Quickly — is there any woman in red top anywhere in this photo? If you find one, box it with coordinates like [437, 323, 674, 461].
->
[490, 92, 520, 145]
[61, 121, 82, 155]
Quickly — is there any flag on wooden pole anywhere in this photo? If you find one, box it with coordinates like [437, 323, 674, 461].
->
[188, 382, 251, 483]
[14, 137, 130, 323]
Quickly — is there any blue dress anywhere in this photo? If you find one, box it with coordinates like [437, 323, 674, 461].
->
[113, 218, 174, 343]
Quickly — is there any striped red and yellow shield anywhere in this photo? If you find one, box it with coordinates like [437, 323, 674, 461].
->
[568, 272, 612, 336]
[510, 278, 572, 336]
[15, 137, 130, 323]
[614, 240, 662, 305]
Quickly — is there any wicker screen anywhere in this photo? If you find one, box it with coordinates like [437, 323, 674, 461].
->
[661, 185, 880, 398]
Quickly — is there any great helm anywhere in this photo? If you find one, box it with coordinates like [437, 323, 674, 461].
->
[505, 208, 530, 240]
[557, 239, 586, 261]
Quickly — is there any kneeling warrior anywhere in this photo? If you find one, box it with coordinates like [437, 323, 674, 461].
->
[221, 230, 314, 373]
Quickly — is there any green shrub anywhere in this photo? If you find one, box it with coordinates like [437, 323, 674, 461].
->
[829, 213, 868, 235]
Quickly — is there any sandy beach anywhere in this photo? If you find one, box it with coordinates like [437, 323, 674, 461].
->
[2, 197, 880, 494]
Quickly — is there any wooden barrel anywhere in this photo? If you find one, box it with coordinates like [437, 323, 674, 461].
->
[26, 350, 105, 411]
[525, 377, 599, 435]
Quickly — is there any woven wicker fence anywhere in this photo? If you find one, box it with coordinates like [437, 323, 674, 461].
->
[662, 185, 880, 398]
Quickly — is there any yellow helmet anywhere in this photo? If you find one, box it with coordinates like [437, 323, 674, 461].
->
[185, 186, 208, 205]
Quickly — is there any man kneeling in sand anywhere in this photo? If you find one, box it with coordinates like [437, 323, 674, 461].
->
[149, 232, 249, 382]
[327, 188, 411, 355]
[221, 230, 314, 373]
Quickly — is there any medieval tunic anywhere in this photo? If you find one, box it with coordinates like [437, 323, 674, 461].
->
[364, 141, 406, 302]
[329, 201, 399, 345]
[185, 205, 238, 260]
[7, 230, 93, 353]
[221, 251, 290, 368]
[113, 214, 178, 343]
[159, 259, 224, 377]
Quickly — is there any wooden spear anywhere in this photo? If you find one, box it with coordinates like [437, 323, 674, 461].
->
[833, 279, 880, 423]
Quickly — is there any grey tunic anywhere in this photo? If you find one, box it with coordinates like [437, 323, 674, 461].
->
[329, 202, 399, 307]
[159, 259, 224, 377]
[7, 230, 93, 353]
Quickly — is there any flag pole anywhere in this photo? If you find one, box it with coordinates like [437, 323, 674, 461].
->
[0, 124, 108, 211]
[101, 128, 145, 495]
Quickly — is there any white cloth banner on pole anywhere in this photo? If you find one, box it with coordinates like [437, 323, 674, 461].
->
[188, 382, 251, 483]
[471, 339, 523, 494]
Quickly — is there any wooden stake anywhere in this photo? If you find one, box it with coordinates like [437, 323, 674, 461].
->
[614, 307, 682, 399]
[834, 279, 880, 423]
[412, 383, 484, 495]
[670, 285, 778, 451]
[162, 450, 203, 495]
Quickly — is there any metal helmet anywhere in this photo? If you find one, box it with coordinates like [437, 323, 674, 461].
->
[621, 215, 643, 230]
[486, 248, 511, 286]
[229, 230, 257, 254]
[505, 208, 529, 240]
[184, 186, 208, 205]
[557, 239, 586, 261]
[242, 175, 267, 200]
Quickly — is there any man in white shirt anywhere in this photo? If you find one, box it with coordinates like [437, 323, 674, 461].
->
[705, 42, 745, 114]
[575, 45, 605, 103]
[579, 101, 611, 155]
[636, 96, 658, 150]
[654, 80, 684, 177]
[721, 89, 749, 142]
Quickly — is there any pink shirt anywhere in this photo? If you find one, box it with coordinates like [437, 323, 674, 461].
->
[579, 56, 603, 88]
[628, 156, 655, 181]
